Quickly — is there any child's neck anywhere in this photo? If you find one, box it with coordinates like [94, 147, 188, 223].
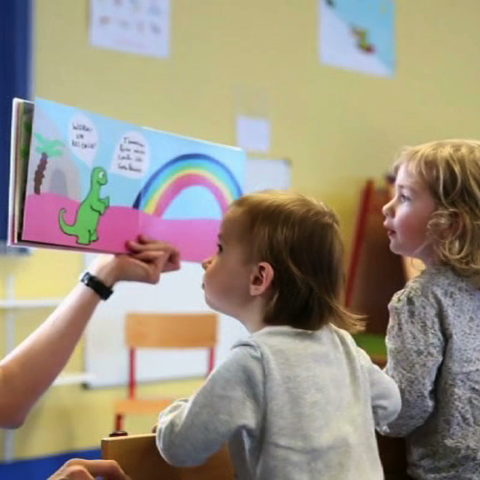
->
[242, 315, 267, 333]
[237, 303, 267, 333]
[237, 291, 273, 333]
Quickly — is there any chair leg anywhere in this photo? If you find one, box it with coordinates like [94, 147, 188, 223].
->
[115, 413, 124, 432]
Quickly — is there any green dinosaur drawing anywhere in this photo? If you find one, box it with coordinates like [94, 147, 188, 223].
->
[33, 133, 65, 194]
[58, 167, 110, 245]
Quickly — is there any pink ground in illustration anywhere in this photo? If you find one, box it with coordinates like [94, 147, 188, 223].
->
[22, 193, 220, 262]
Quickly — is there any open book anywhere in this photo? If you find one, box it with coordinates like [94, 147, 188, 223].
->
[9, 98, 245, 262]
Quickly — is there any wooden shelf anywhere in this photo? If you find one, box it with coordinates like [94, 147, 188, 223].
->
[0, 298, 63, 309]
[53, 373, 96, 386]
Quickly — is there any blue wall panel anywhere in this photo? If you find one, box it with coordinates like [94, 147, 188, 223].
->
[0, 0, 32, 242]
[0, 448, 101, 480]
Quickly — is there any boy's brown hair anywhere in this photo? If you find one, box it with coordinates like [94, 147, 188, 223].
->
[230, 190, 363, 333]
[394, 139, 480, 282]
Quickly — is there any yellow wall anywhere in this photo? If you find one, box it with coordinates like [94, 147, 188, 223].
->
[2, 0, 480, 460]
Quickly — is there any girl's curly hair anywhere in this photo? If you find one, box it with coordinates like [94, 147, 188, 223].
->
[394, 139, 480, 283]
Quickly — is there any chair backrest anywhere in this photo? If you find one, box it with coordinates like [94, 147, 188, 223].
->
[125, 312, 219, 399]
[102, 433, 235, 480]
[377, 433, 409, 479]
[126, 312, 218, 349]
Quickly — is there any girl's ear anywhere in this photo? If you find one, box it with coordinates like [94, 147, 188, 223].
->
[250, 262, 274, 296]
[438, 210, 463, 238]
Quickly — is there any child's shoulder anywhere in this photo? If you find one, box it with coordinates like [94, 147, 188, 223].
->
[243, 324, 358, 354]
[235, 323, 354, 350]
[232, 325, 367, 372]
[391, 265, 466, 308]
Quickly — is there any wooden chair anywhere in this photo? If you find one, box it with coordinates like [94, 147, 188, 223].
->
[114, 312, 219, 431]
[102, 433, 234, 480]
[370, 355, 409, 478]
[377, 434, 410, 480]
[346, 180, 410, 478]
[102, 432, 408, 480]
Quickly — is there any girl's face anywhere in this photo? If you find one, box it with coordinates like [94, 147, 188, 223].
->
[201, 211, 254, 319]
[382, 163, 437, 264]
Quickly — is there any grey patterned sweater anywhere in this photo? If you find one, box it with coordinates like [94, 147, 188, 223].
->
[383, 265, 480, 479]
[156, 325, 400, 479]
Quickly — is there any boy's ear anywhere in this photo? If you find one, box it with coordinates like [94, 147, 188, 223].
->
[250, 262, 274, 296]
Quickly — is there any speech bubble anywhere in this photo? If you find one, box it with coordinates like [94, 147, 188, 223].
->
[69, 114, 98, 166]
[111, 130, 150, 178]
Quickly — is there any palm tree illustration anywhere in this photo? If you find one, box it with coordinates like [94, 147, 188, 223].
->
[33, 134, 65, 194]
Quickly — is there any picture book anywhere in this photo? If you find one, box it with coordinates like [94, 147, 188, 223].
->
[9, 97, 245, 262]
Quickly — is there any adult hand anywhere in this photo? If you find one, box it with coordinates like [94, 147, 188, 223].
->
[90, 236, 181, 286]
[48, 458, 130, 479]
[127, 235, 181, 276]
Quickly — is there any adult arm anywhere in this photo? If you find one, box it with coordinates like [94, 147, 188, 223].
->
[382, 287, 444, 437]
[156, 345, 263, 467]
[48, 458, 130, 480]
[0, 236, 180, 428]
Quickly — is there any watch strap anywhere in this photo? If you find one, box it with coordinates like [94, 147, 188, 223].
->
[80, 271, 113, 300]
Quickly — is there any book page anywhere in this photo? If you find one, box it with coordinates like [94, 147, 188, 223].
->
[8, 98, 34, 246]
[17, 98, 245, 260]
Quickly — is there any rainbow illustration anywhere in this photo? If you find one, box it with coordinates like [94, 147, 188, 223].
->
[132, 153, 243, 216]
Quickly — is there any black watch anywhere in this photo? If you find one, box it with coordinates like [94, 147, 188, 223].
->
[80, 271, 114, 300]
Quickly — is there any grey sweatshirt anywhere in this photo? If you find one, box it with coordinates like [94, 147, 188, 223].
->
[156, 325, 400, 479]
[383, 266, 480, 479]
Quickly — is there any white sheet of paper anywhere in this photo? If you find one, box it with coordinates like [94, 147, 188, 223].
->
[90, 0, 171, 58]
[318, 0, 395, 77]
[236, 115, 271, 154]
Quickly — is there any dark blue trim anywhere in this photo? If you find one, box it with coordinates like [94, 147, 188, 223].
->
[0, 0, 32, 241]
[0, 448, 101, 480]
